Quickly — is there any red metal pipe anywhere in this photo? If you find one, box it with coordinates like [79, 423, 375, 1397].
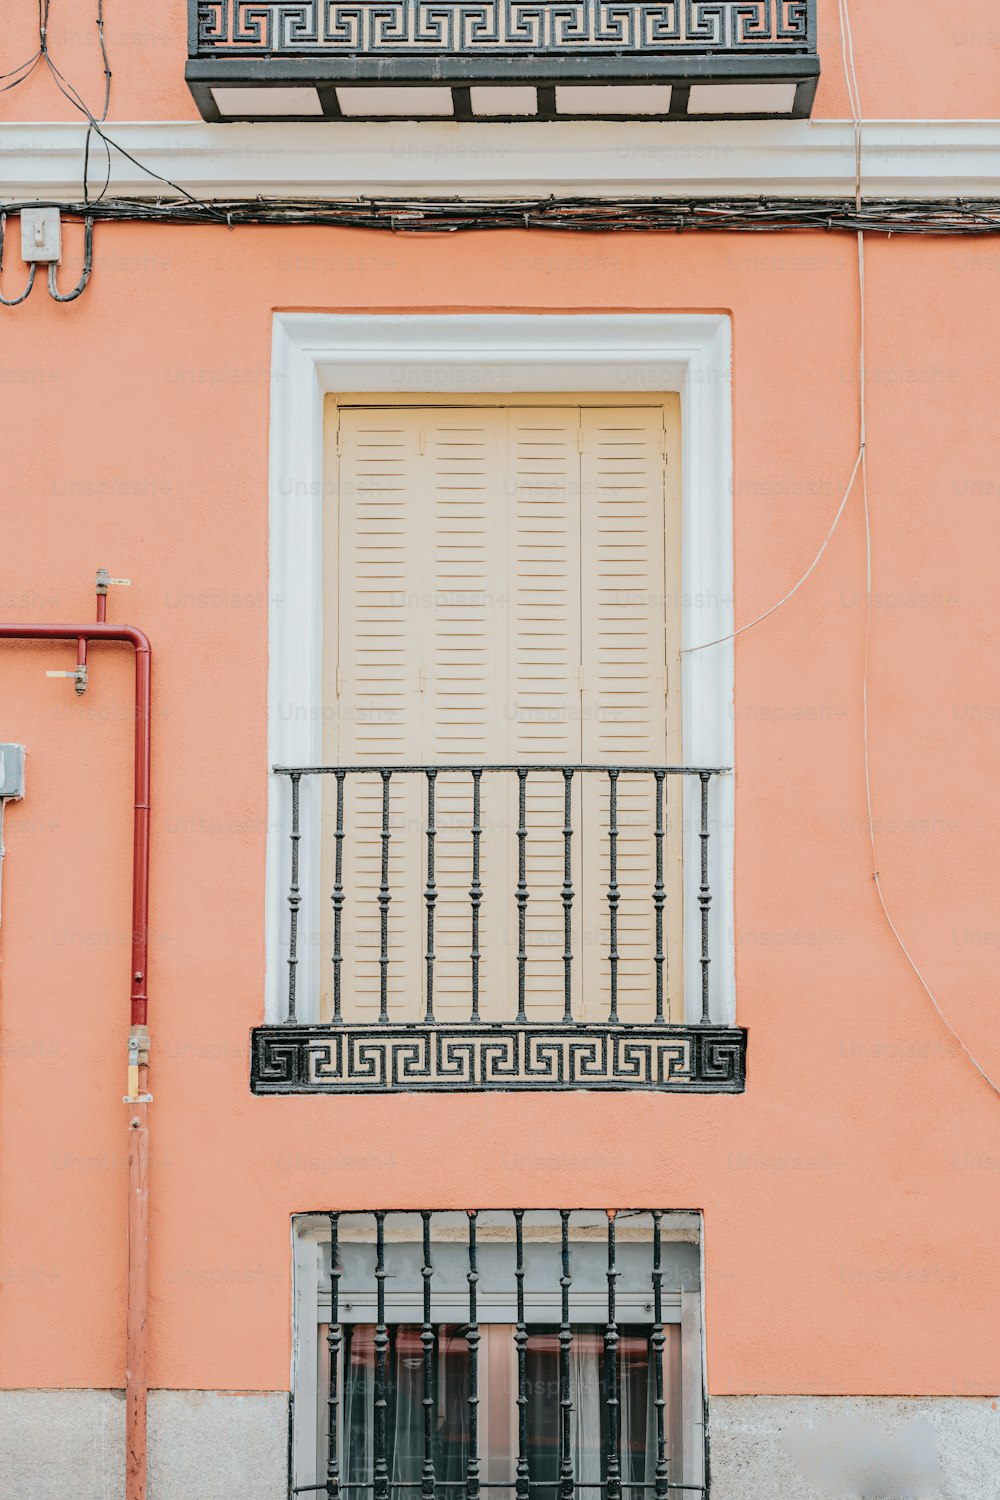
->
[126, 1088, 149, 1500]
[0, 606, 152, 1500]
[0, 619, 151, 1025]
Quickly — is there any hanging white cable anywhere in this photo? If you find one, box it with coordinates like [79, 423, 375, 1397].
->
[842, 0, 1000, 1096]
[681, 448, 863, 655]
[859, 445, 1000, 1098]
[683, 0, 867, 660]
[840, 0, 1000, 1096]
[838, 0, 864, 209]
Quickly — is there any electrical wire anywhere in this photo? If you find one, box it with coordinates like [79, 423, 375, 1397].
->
[38, 0, 113, 202]
[0, 212, 37, 305]
[39, 1, 222, 212]
[0, 51, 42, 92]
[0, 0, 45, 92]
[4, 196, 1000, 235]
[2, 0, 227, 216]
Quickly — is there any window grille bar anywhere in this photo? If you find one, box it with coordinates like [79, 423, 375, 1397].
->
[607, 770, 620, 1024]
[424, 772, 437, 1024]
[296, 1485, 705, 1494]
[332, 770, 346, 1023]
[466, 1211, 481, 1500]
[374, 1212, 389, 1500]
[604, 1213, 622, 1500]
[421, 1211, 436, 1500]
[470, 769, 483, 1024]
[286, 772, 301, 1022]
[558, 1211, 574, 1500]
[515, 770, 528, 1025]
[561, 771, 574, 1025]
[698, 773, 712, 1026]
[650, 1212, 669, 1500]
[513, 1210, 530, 1500]
[652, 770, 666, 1025]
[378, 772, 392, 1025]
[326, 1212, 342, 1500]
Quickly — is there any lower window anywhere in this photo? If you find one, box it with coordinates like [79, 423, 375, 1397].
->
[292, 1211, 706, 1497]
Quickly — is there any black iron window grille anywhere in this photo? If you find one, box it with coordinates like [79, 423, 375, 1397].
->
[252, 765, 746, 1094]
[186, 1, 819, 122]
[292, 1211, 705, 1500]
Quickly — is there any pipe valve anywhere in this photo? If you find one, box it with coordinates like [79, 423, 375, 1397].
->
[96, 568, 132, 594]
[46, 665, 88, 695]
[124, 1028, 152, 1105]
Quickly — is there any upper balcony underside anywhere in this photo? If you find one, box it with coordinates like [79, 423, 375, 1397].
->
[187, 0, 819, 122]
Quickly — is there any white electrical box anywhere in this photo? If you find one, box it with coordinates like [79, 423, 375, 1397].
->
[20, 207, 61, 264]
[0, 744, 26, 799]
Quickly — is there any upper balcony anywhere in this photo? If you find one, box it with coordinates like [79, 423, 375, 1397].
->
[187, 0, 819, 123]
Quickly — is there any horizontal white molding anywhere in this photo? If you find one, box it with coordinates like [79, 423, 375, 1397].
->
[0, 119, 998, 200]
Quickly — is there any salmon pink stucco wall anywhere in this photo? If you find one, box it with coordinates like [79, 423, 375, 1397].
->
[2, 0, 1000, 122]
[0, 225, 999, 1405]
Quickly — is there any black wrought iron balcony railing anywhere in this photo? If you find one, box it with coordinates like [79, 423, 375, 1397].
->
[187, 0, 819, 122]
[252, 765, 746, 1095]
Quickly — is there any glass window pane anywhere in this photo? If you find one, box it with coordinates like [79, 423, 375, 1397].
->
[320, 1321, 683, 1495]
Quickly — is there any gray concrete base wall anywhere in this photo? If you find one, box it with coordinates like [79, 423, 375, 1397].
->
[3, 1391, 1000, 1499]
[0, 1389, 288, 1500]
[709, 1396, 1000, 1500]
[0, 1390, 124, 1500]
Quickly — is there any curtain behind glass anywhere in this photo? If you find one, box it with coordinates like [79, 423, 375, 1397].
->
[344, 1326, 374, 1496]
[437, 1328, 470, 1490]
[339, 1323, 668, 1499]
[391, 1329, 425, 1495]
[618, 1331, 655, 1495]
[343, 1325, 471, 1500]
[570, 1332, 603, 1493]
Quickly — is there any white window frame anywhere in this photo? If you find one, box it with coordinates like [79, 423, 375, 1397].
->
[267, 314, 734, 1026]
[291, 1212, 706, 1496]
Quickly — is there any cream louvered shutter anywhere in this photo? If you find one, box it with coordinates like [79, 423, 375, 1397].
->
[421, 412, 507, 1020]
[323, 401, 679, 1024]
[579, 408, 683, 1021]
[504, 410, 585, 1020]
[327, 409, 426, 1020]
[326, 408, 509, 1022]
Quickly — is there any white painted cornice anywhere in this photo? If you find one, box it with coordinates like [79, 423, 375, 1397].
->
[0, 119, 998, 200]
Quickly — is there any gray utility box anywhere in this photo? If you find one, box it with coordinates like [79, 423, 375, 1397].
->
[0, 745, 26, 800]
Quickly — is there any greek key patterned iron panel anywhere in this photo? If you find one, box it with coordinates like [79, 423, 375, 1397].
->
[196, 0, 812, 55]
[251, 1023, 747, 1092]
